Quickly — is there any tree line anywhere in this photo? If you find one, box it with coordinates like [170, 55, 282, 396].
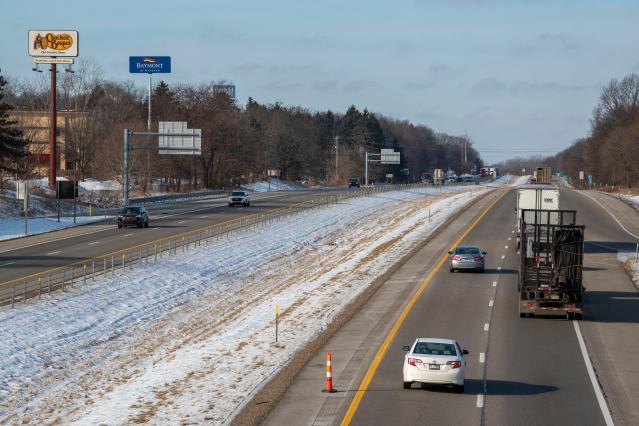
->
[1, 60, 483, 192]
[499, 72, 639, 188]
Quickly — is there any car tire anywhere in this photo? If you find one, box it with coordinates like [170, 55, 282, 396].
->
[118, 224, 122, 229]
[228, 204, 233, 207]
[479, 268, 485, 273]
[144, 220, 149, 228]
[455, 384, 464, 393]
[247, 202, 250, 207]
[403, 381, 412, 389]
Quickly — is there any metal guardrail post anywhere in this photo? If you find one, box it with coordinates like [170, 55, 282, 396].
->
[111, 256, 114, 275]
[92, 260, 95, 281]
[154, 244, 157, 261]
[48, 272, 52, 294]
[12, 285, 15, 308]
[62, 269, 65, 291]
[83, 264, 87, 286]
[23, 281, 27, 303]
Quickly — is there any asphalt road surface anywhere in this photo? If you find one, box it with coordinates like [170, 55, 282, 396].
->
[0, 188, 342, 288]
[265, 188, 639, 426]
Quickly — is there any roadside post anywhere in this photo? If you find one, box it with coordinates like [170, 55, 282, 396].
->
[275, 304, 279, 342]
[635, 243, 638, 263]
[16, 182, 28, 235]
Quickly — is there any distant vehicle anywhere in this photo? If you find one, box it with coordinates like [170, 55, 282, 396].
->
[479, 167, 488, 177]
[433, 169, 444, 185]
[446, 176, 457, 184]
[449, 245, 486, 272]
[420, 172, 433, 184]
[535, 166, 552, 184]
[402, 337, 468, 392]
[462, 174, 474, 183]
[228, 190, 250, 207]
[118, 206, 149, 228]
[349, 177, 360, 188]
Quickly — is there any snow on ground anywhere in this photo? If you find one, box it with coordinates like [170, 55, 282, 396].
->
[618, 252, 639, 289]
[485, 174, 513, 186]
[0, 185, 490, 425]
[615, 194, 639, 212]
[242, 178, 305, 192]
[512, 175, 531, 186]
[0, 216, 107, 241]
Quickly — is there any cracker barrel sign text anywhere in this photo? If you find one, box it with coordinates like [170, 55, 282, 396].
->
[28, 30, 79, 57]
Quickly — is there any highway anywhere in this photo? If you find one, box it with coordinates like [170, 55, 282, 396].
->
[0, 188, 341, 287]
[264, 188, 639, 426]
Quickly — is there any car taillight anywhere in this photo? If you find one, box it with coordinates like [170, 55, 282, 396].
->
[474, 256, 482, 261]
[407, 358, 422, 366]
[452, 255, 461, 261]
[447, 360, 461, 369]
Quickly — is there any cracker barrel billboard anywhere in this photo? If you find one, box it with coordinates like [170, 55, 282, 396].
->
[28, 30, 79, 57]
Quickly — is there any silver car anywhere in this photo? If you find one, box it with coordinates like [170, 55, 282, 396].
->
[449, 245, 486, 273]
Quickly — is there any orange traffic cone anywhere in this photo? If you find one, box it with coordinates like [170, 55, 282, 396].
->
[322, 352, 337, 393]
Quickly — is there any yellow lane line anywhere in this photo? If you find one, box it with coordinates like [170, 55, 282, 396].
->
[340, 188, 509, 426]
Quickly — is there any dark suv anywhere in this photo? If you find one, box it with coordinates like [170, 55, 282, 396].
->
[349, 177, 360, 188]
[118, 206, 149, 228]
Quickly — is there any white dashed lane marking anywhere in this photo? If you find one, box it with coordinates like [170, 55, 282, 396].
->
[476, 394, 484, 408]
[493, 281, 497, 287]
[489, 300, 494, 307]
[47, 251, 61, 255]
[479, 353, 486, 363]
[501, 254, 506, 259]
[89, 241, 100, 245]
[484, 323, 490, 331]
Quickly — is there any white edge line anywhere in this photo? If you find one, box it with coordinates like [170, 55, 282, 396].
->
[578, 191, 639, 240]
[573, 320, 614, 426]
[0, 262, 16, 267]
[46, 251, 61, 255]
[476, 393, 484, 408]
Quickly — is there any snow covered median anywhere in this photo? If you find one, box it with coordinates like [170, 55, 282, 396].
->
[0, 185, 491, 425]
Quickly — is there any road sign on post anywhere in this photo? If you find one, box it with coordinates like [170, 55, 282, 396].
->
[159, 122, 201, 155]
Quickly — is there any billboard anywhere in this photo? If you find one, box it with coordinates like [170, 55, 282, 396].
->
[29, 30, 78, 57]
[129, 56, 171, 74]
[380, 149, 400, 164]
[212, 85, 236, 98]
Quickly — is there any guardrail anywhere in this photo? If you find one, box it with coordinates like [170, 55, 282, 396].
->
[130, 189, 226, 205]
[0, 182, 486, 308]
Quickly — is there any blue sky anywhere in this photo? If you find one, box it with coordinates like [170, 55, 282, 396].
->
[2, 0, 638, 163]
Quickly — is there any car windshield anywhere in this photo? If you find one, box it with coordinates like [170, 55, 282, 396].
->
[413, 342, 457, 356]
[455, 247, 480, 255]
[122, 207, 141, 214]
[231, 191, 245, 196]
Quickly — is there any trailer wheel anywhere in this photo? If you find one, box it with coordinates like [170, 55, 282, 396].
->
[575, 313, 583, 320]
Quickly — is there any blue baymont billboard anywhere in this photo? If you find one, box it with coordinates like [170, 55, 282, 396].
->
[129, 56, 171, 73]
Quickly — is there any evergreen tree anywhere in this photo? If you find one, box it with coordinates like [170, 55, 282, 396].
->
[0, 70, 28, 173]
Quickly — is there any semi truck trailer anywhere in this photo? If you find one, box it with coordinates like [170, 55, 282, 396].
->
[518, 209, 585, 319]
[516, 185, 560, 248]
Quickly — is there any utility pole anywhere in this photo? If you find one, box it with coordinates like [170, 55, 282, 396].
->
[49, 63, 57, 190]
[335, 135, 339, 178]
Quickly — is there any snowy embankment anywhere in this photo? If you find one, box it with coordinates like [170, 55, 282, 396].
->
[0, 216, 107, 242]
[242, 178, 304, 192]
[615, 194, 639, 212]
[0, 185, 493, 425]
[512, 175, 531, 186]
[618, 252, 639, 289]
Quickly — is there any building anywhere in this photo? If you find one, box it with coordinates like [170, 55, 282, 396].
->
[8, 110, 86, 176]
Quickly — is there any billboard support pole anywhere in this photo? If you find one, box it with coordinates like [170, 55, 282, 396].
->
[124, 129, 130, 207]
[147, 74, 152, 131]
[49, 63, 57, 191]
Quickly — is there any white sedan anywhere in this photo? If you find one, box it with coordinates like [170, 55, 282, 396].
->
[402, 337, 468, 392]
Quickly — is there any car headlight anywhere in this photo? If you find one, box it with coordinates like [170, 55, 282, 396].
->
[136, 215, 141, 219]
